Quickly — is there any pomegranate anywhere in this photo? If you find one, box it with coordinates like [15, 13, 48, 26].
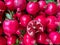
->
[0, 1, 6, 15]
[27, 20, 43, 37]
[26, 1, 39, 15]
[46, 16, 57, 33]
[23, 33, 36, 45]
[45, 2, 57, 15]
[49, 32, 60, 44]
[4, 0, 26, 11]
[7, 35, 17, 45]
[36, 32, 47, 44]
[38, 1, 46, 11]
[3, 19, 19, 36]
[35, 15, 47, 30]
[20, 14, 32, 27]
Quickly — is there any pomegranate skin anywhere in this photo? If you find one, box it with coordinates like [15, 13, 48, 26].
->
[3, 20, 19, 36]
[36, 32, 47, 44]
[4, 0, 14, 11]
[38, 1, 46, 11]
[0, 36, 7, 45]
[39, 11, 46, 17]
[26, 2, 39, 15]
[47, 23, 57, 33]
[14, 0, 26, 11]
[4, 0, 26, 11]
[35, 15, 47, 30]
[0, 1, 6, 14]
[49, 32, 60, 44]
[45, 2, 57, 15]
[23, 33, 36, 45]
[20, 14, 32, 27]
[15, 12, 22, 19]
[0, 26, 3, 35]
[46, 16, 57, 33]
[7, 35, 17, 45]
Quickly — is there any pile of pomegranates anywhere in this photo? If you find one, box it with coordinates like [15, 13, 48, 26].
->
[0, 0, 60, 45]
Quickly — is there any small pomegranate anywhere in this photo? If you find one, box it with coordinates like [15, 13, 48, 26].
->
[20, 14, 32, 27]
[46, 16, 57, 24]
[45, 2, 57, 15]
[7, 35, 17, 45]
[46, 16, 57, 33]
[3, 19, 19, 36]
[49, 32, 60, 44]
[15, 12, 22, 19]
[19, 23, 26, 30]
[23, 33, 36, 45]
[0, 1, 6, 15]
[38, 1, 46, 11]
[26, 1, 39, 15]
[4, 0, 14, 11]
[27, 20, 43, 37]
[4, 0, 26, 11]
[14, 0, 26, 11]
[36, 32, 47, 44]
[35, 15, 47, 30]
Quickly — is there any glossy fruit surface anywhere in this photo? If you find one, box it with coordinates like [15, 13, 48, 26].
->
[49, 32, 60, 44]
[36, 32, 47, 44]
[15, 12, 22, 19]
[20, 14, 31, 27]
[23, 33, 36, 45]
[46, 16, 57, 33]
[26, 2, 39, 15]
[3, 19, 19, 36]
[38, 1, 46, 11]
[4, 0, 26, 11]
[7, 35, 17, 45]
[0, 1, 6, 14]
[45, 2, 57, 15]
[35, 15, 47, 30]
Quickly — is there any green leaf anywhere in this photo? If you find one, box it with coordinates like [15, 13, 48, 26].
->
[16, 39, 19, 44]
[6, 13, 12, 19]
[46, 0, 55, 3]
